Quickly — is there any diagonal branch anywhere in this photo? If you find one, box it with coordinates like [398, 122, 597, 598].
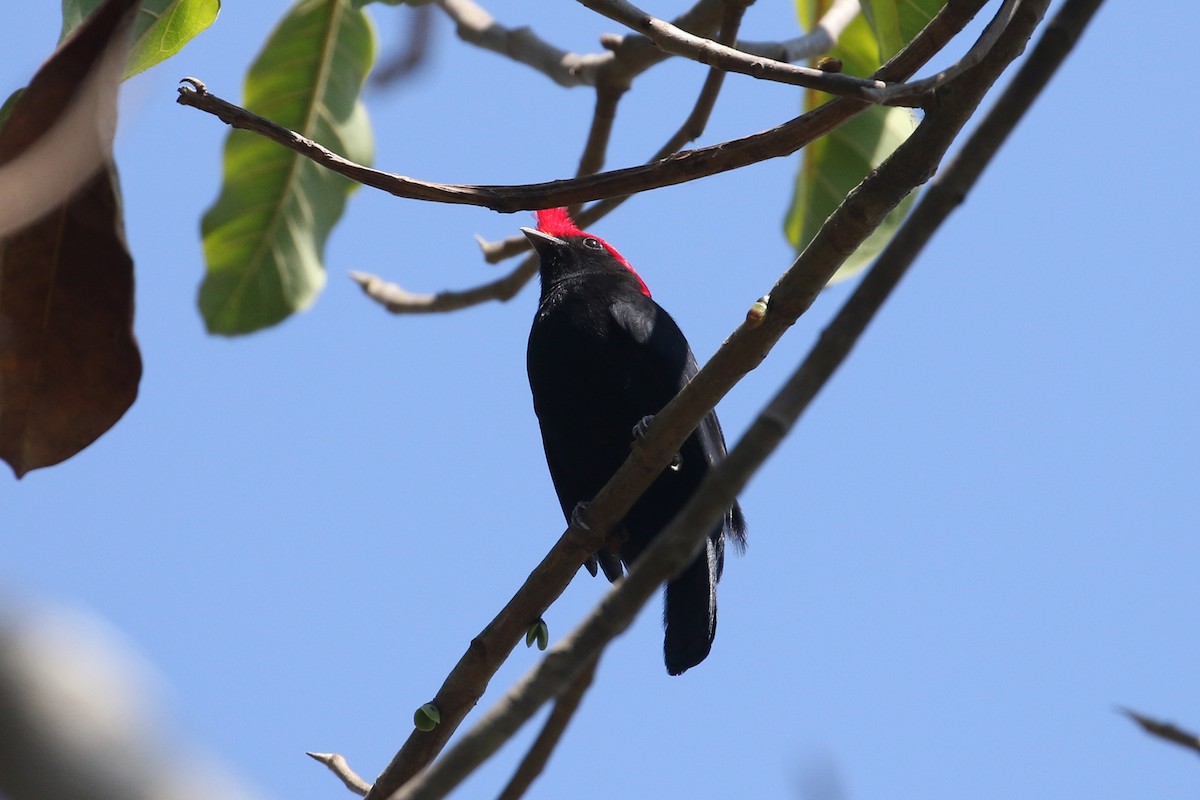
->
[353, 0, 750, 315]
[737, 0, 859, 62]
[494, 655, 600, 800]
[379, 3, 1101, 797]
[575, 0, 896, 99]
[474, 0, 749, 266]
[355, 3, 1002, 799]
[865, 0, 1021, 105]
[176, 0, 988, 213]
[435, 0, 727, 89]
[1120, 707, 1200, 756]
[256, 1, 991, 315]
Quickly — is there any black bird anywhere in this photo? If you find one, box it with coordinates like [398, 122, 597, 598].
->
[522, 207, 746, 675]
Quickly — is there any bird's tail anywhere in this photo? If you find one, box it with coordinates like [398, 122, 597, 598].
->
[663, 534, 722, 676]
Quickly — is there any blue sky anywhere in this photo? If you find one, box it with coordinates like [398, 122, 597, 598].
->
[4, 2, 1199, 799]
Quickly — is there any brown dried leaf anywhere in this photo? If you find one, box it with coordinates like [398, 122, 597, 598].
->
[0, 0, 141, 478]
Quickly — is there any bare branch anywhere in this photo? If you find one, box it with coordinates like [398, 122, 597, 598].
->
[738, 0, 859, 62]
[177, 0, 988, 214]
[378, 5, 1077, 796]
[342, 5, 995, 797]
[495, 656, 599, 800]
[867, 0, 1021, 106]
[371, 4, 436, 87]
[435, 0, 728, 88]
[177, 77, 854, 212]
[307, 752, 372, 797]
[571, 83, 625, 210]
[1120, 708, 1200, 756]
[477, 0, 752, 265]
[349, 258, 536, 314]
[435, 0, 608, 88]
[358, 3, 1014, 798]
[576, 0, 895, 99]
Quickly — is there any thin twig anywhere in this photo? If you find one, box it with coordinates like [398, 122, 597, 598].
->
[307, 752, 372, 797]
[176, 0, 989, 213]
[576, 0, 897, 99]
[381, 5, 1075, 797]
[495, 656, 600, 800]
[570, 83, 626, 218]
[349, 258, 537, 313]
[435, 0, 726, 88]
[1120, 707, 1200, 756]
[866, 0, 1021, 106]
[435, 0, 604, 88]
[324, 1, 988, 314]
[177, 78, 851, 212]
[371, 4, 436, 87]
[738, 0, 859, 62]
[354, 5, 991, 797]
[476, 0, 754, 266]
[365, 3, 1019, 799]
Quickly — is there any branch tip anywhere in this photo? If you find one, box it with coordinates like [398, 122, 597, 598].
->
[308, 751, 372, 797]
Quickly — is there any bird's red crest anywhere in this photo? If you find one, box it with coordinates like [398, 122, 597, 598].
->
[535, 207, 582, 239]
[535, 208, 651, 297]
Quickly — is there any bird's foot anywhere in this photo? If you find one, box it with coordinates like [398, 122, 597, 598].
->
[631, 415, 682, 472]
[569, 501, 591, 531]
[603, 527, 627, 555]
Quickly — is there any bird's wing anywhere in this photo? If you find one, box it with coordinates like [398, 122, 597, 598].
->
[607, 295, 697, 391]
[609, 295, 747, 550]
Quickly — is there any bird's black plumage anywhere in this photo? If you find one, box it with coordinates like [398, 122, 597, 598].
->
[522, 208, 746, 675]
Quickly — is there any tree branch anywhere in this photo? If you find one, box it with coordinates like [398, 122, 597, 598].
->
[307, 752, 372, 797]
[176, 76, 854, 212]
[176, 0, 987, 213]
[349, 259, 537, 313]
[377, 4, 1087, 797]
[435, 0, 726, 89]
[285, 0, 988, 311]
[355, 2, 1011, 798]
[572, 83, 625, 203]
[435, 0, 604, 88]
[494, 655, 599, 800]
[865, 0, 1020, 106]
[1120, 708, 1200, 757]
[475, 0, 749, 266]
[737, 0, 859, 62]
[576, 0, 899, 99]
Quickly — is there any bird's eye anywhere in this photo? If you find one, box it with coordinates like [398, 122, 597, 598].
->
[583, 237, 602, 250]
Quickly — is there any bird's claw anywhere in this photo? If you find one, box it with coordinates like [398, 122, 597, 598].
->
[631, 414, 682, 471]
[569, 502, 592, 531]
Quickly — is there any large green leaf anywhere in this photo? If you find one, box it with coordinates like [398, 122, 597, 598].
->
[786, 0, 945, 283]
[861, 0, 942, 60]
[199, 0, 375, 335]
[60, 0, 220, 79]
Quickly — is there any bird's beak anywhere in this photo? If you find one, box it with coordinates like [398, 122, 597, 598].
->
[520, 226, 566, 257]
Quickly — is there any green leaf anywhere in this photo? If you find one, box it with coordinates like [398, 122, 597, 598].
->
[785, 105, 917, 282]
[60, 0, 220, 79]
[860, 1, 903, 60]
[199, 0, 375, 334]
[785, 0, 944, 283]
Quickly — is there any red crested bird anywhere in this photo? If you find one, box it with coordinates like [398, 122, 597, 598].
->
[522, 208, 746, 675]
